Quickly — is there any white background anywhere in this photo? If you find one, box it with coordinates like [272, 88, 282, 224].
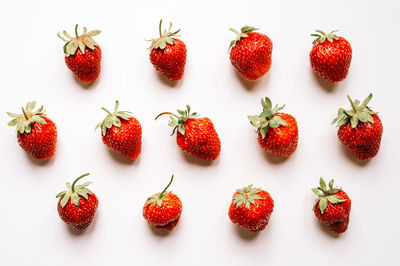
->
[0, 0, 399, 265]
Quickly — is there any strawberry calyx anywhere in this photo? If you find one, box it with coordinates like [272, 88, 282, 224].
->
[233, 185, 263, 210]
[56, 173, 92, 208]
[311, 29, 339, 45]
[155, 105, 199, 136]
[148, 20, 181, 50]
[146, 175, 174, 207]
[247, 97, 288, 139]
[331, 93, 376, 128]
[7, 101, 47, 134]
[96, 100, 133, 136]
[312, 178, 346, 214]
[229, 25, 259, 51]
[57, 24, 101, 57]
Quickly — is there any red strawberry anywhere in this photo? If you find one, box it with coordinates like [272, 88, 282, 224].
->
[96, 101, 142, 159]
[7, 101, 57, 160]
[56, 173, 99, 231]
[229, 25, 273, 81]
[228, 185, 274, 232]
[58, 24, 102, 83]
[155, 105, 221, 160]
[312, 178, 351, 234]
[148, 20, 187, 81]
[332, 93, 383, 160]
[248, 97, 298, 157]
[310, 30, 352, 83]
[143, 175, 182, 231]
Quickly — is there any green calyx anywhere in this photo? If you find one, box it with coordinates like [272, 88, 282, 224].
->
[147, 20, 181, 50]
[229, 25, 258, 51]
[155, 105, 198, 136]
[146, 175, 174, 207]
[331, 93, 376, 128]
[56, 173, 92, 208]
[95, 100, 133, 137]
[57, 24, 101, 56]
[312, 178, 346, 214]
[311, 29, 339, 45]
[247, 97, 288, 139]
[233, 185, 263, 210]
[7, 101, 47, 134]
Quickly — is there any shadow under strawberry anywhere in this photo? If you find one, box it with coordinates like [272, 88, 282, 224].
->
[233, 68, 271, 91]
[107, 149, 139, 165]
[181, 152, 215, 166]
[311, 70, 338, 93]
[233, 226, 260, 241]
[156, 71, 182, 88]
[339, 144, 369, 166]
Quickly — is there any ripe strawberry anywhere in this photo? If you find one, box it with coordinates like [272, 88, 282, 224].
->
[56, 173, 99, 231]
[310, 30, 352, 83]
[148, 20, 187, 81]
[155, 105, 221, 160]
[143, 175, 182, 231]
[7, 101, 57, 160]
[228, 185, 274, 232]
[229, 25, 273, 81]
[332, 93, 383, 160]
[248, 97, 298, 157]
[58, 24, 102, 83]
[96, 101, 142, 159]
[312, 178, 351, 234]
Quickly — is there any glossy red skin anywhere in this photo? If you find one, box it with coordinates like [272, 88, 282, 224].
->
[310, 37, 352, 83]
[314, 190, 351, 234]
[230, 32, 273, 81]
[17, 117, 57, 160]
[57, 191, 99, 231]
[102, 117, 142, 159]
[338, 114, 383, 160]
[228, 190, 274, 232]
[65, 46, 102, 83]
[143, 193, 182, 231]
[150, 39, 186, 81]
[257, 113, 298, 157]
[176, 118, 221, 160]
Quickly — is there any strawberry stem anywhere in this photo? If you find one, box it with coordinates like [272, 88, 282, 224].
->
[159, 19, 163, 37]
[229, 28, 241, 35]
[75, 24, 79, 38]
[155, 112, 179, 120]
[159, 175, 174, 198]
[21, 107, 28, 120]
[347, 95, 357, 113]
[71, 173, 90, 193]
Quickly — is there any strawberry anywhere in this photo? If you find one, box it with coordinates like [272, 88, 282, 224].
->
[229, 25, 273, 81]
[310, 30, 352, 83]
[7, 101, 57, 160]
[332, 93, 383, 160]
[248, 97, 298, 157]
[312, 178, 351, 234]
[58, 24, 102, 83]
[96, 101, 142, 159]
[228, 185, 274, 232]
[56, 173, 99, 231]
[148, 20, 187, 81]
[155, 105, 221, 160]
[143, 175, 182, 231]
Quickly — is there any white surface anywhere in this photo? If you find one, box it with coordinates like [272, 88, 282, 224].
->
[0, 0, 399, 265]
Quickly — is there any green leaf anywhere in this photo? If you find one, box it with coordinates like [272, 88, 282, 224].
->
[87, 30, 101, 37]
[358, 112, 370, 123]
[260, 110, 273, 118]
[25, 101, 36, 112]
[6, 112, 19, 118]
[350, 115, 358, 128]
[178, 124, 185, 135]
[260, 127, 267, 139]
[71, 193, 80, 206]
[311, 188, 321, 196]
[328, 179, 334, 190]
[56, 191, 66, 198]
[319, 198, 328, 213]
[361, 93, 373, 108]
[60, 191, 71, 208]
[319, 178, 327, 191]
[105, 117, 113, 128]
[7, 118, 18, 126]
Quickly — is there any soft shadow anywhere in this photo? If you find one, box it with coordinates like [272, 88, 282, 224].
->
[234, 69, 270, 91]
[149, 225, 171, 237]
[312, 71, 337, 92]
[25, 153, 54, 166]
[234, 226, 259, 241]
[156, 72, 181, 88]
[340, 145, 369, 166]
[317, 221, 341, 238]
[181, 152, 214, 166]
[107, 149, 139, 165]
[262, 151, 289, 164]
[73, 75, 99, 89]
